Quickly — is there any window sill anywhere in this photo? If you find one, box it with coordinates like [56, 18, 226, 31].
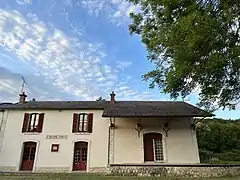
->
[73, 132, 91, 135]
[23, 132, 40, 135]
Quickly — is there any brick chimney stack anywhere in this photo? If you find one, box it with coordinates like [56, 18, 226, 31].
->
[19, 92, 27, 104]
[110, 91, 115, 104]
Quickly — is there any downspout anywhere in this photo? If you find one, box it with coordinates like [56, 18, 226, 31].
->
[0, 110, 4, 132]
[107, 116, 115, 166]
[191, 116, 206, 163]
[113, 117, 115, 164]
[0, 110, 9, 154]
[107, 117, 111, 166]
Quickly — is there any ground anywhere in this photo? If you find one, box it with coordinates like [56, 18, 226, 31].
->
[0, 173, 239, 180]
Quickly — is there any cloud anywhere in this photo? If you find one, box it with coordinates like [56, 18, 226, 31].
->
[16, 0, 32, 5]
[79, 0, 140, 25]
[0, 9, 155, 102]
[116, 61, 132, 70]
[0, 67, 67, 102]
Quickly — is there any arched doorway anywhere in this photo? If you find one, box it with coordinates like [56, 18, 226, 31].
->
[20, 141, 37, 171]
[143, 133, 164, 162]
[73, 141, 88, 171]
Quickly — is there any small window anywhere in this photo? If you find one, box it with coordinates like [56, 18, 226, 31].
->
[51, 144, 59, 152]
[28, 113, 39, 132]
[78, 113, 88, 132]
[22, 113, 45, 133]
[72, 113, 93, 133]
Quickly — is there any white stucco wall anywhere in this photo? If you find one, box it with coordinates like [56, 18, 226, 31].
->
[112, 117, 200, 164]
[0, 109, 109, 172]
[0, 109, 200, 173]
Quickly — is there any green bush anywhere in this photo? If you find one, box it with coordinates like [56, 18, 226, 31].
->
[197, 118, 240, 163]
[199, 149, 214, 162]
[215, 151, 240, 161]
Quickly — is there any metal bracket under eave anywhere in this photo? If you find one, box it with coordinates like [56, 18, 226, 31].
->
[135, 117, 143, 137]
[162, 117, 172, 137]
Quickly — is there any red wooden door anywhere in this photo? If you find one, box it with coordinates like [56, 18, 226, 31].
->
[73, 142, 88, 171]
[143, 133, 154, 161]
[143, 133, 162, 162]
[20, 142, 36, 171]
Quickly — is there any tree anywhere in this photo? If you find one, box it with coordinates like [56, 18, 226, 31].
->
[196, 118, 240, 162]
[128, 0, 240, 111]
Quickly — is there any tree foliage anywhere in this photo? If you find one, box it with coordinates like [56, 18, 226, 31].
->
[196, 118, 240, 162]
[128, 0, 240, 111]
[96, 97, 106, 101]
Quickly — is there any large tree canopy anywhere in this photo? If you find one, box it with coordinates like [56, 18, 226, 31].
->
[128, 0, 240, 111]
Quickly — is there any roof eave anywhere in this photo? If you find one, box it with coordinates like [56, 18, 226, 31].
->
[101, 114, 214, 118]
[0, 107, 105, 110]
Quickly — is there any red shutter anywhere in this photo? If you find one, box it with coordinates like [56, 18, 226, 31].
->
[37, 113, 45, 132]
[88, 113, 93, 133]
[22, 113, 29, 133]
[72, 113, 79, 133]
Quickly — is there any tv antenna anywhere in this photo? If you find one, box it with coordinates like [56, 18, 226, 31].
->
[20, 76, 27, 93]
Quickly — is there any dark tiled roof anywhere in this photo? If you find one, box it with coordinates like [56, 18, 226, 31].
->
[0, 103, 13, 108]
[102, 101, 213, 117]
[0, 101, 107, 110]
[0, 101, 213, 117]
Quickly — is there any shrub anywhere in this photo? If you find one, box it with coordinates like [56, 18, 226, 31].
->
[199, 149, 214, 162]
[215, 151, 240, 161]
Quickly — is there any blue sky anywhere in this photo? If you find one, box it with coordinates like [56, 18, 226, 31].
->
[0, 0, 239, 119]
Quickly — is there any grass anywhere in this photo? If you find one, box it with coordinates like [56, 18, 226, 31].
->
[208, 160, 240, 164]
[0, 173, 239, 180]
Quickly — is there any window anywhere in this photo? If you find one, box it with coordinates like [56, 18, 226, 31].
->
[28, 113, 39, 132]
[51, 144, 59, 152]
[78, 113, 88, 132]
[22, 113, 45, 133]
[154, 139, 164, 161]
[72, 113, 93, 133]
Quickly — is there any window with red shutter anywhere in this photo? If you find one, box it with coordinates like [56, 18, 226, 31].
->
[72, 113, 93, 133]
[22, 113, 44, 133]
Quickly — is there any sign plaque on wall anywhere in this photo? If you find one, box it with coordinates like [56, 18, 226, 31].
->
[46, 135, 68, 139]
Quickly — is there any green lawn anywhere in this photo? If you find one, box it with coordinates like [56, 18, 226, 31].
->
[0, 173, 239, 180]
[208, 160, 240, 164]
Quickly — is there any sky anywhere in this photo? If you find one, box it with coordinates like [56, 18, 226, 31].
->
[0, 0, 239, 119]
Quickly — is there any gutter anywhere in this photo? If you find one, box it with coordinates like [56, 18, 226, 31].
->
[107, 118, 111, 165]
[0, 110, 5, 132]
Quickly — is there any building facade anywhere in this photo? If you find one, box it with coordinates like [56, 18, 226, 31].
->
[0, 92, 211, 173]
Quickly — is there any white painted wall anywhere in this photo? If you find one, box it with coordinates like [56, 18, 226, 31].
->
[112, 117, 200, 164]
[0, 109, 109, 172]
[0, 109, 200, 173]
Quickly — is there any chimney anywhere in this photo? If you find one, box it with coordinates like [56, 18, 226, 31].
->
[110, 91, 115, 104]
[19, 92, 27, 104]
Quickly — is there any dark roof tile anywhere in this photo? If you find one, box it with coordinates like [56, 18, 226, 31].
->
[0, 101, 107, 110]
[102, 101, 212, 117]
[0, 101, 213, 117]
